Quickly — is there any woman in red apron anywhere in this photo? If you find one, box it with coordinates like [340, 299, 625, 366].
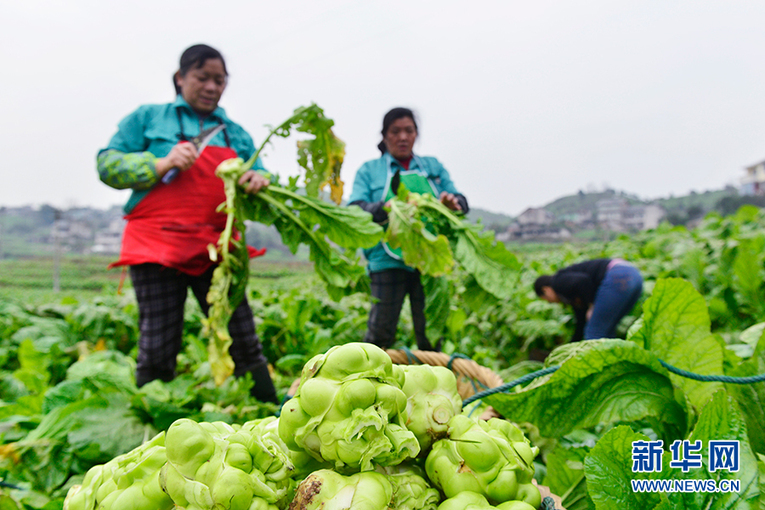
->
[97, 44, 277, 403]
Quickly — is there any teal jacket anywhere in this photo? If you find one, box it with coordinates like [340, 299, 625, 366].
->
[348, 154, 467, 273]
[97, 95, 265, 213]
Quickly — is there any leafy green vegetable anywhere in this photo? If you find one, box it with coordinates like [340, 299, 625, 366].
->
[160, 419, 293, 510]
[584, 391, 760, 510]
[425, 416, 540, 506]
[204, 105, 383, 385]
[290, 469, 393, 510]
[385, 192, 454, 276]
[726, 325, 765, 456]
[628, 278, 724, 412]
[384, 185, 520, 300]
[584, 425, 661, 510]
[65, 431, 170, 510]
[485, 339, 689, 441]
[374, 464, 441, 510]
[541, 445, 593, 510]
[278, 343, 419, 472]
[399, 364, 462, 454]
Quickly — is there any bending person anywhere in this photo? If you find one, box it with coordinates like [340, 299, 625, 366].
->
[534, 258, 643, 342]
[97, 44, 278, 403]
[348, 107, 468, 351]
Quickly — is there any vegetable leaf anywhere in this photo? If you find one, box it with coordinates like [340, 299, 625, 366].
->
[628, 278, 724, 412]
[485, 339, 688, 440]
[584, 425, 662, 510]
[204, 106, 382, 385]
[384, 187, 520, 299]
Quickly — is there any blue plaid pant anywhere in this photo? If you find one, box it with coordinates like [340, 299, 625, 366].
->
[129, 263, 267, 386]
[364, 268, 433, 350]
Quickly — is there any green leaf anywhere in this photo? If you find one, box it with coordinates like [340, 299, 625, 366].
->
[733, 237, 765, 317]
[584, 426, 662, 510]
[542, 445, 594, 510]
[485, 340, 688, 440]
[725, 326, 765, 464]
[671, 391, 759, 509]
[451, 225, 521, 300]
[65, 392, 152, 464]
[385, 198, 454, 276]
[423, 275, 451, 343]
[383, 189, 520, 299]
[630, 278, 724, 412]
[205, 106, 369, 384]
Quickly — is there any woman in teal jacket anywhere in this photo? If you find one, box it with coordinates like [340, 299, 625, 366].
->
[348, 107, 468, 351]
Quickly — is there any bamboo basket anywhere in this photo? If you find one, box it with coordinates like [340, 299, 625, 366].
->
[385, 349, 504, 400]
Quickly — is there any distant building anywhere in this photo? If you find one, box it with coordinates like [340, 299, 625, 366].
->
[596, 198, 629, 231]
[51, 219, 93, 243]
[623, 204, 665, 230]
[90, 217, 125, 254]
[500, 222, 571, 241]
[740, 160, 765, 196]
[516, 207, 554, 225]
[595, 198, 665, 232]
[560, 209, 594, 227]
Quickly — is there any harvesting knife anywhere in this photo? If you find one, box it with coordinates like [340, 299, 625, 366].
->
[161, 123, 227, 184]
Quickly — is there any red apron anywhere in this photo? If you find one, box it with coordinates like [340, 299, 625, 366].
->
[111, 145, 265, 276]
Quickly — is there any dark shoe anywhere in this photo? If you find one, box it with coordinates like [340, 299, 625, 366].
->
[417, 337, 443, 352]
[135, 368, 174, 387]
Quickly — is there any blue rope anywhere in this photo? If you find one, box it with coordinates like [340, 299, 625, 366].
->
[658, 360, 765, 383]
[540, 496, 560, 510]
[447, 353, 473, 371]
[461, 358, 765, 408]
[401, 346, 421, 365]
[463, 366, 561, 407]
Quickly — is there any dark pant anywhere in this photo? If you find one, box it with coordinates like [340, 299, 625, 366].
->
[130, 263, 268, 386]
[584, 264, 643, 340]
[364, 269, 433, 350]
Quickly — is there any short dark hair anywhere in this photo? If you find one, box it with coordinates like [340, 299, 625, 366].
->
[173, 44, 228, 95]
[534, 275, 553, 296]
[377, 107, 418, 155]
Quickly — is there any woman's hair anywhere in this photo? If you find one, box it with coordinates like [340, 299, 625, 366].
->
[534, 275, 554, 296]
[377, 107, 418, 155]
[173, 44, 228, 95]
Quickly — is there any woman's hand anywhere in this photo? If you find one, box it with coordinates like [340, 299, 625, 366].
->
[439, 191, 462, 211]
[155, 142, 198, 177]
[586, 305, 594, 321]
[238, 171, 270, 194]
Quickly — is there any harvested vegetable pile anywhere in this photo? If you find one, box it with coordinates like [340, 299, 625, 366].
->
[64, 342, 541, 510]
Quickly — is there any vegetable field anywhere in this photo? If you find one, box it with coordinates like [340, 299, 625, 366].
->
[1, 205, 765, 509]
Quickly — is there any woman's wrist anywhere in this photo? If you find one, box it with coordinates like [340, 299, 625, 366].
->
[154, 157, 170, 177]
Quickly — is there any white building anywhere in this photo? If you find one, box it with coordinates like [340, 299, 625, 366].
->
[516, 207, 555, 225]
[741, 160, 765, 196]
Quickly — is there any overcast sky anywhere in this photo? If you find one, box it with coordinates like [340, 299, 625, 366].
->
[3, 1, 765, 217]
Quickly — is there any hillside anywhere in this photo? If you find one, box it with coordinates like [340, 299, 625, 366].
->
[1, 185, 762, 258]
[466, 207, 515, 231]
[543, 189, 643, 217]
